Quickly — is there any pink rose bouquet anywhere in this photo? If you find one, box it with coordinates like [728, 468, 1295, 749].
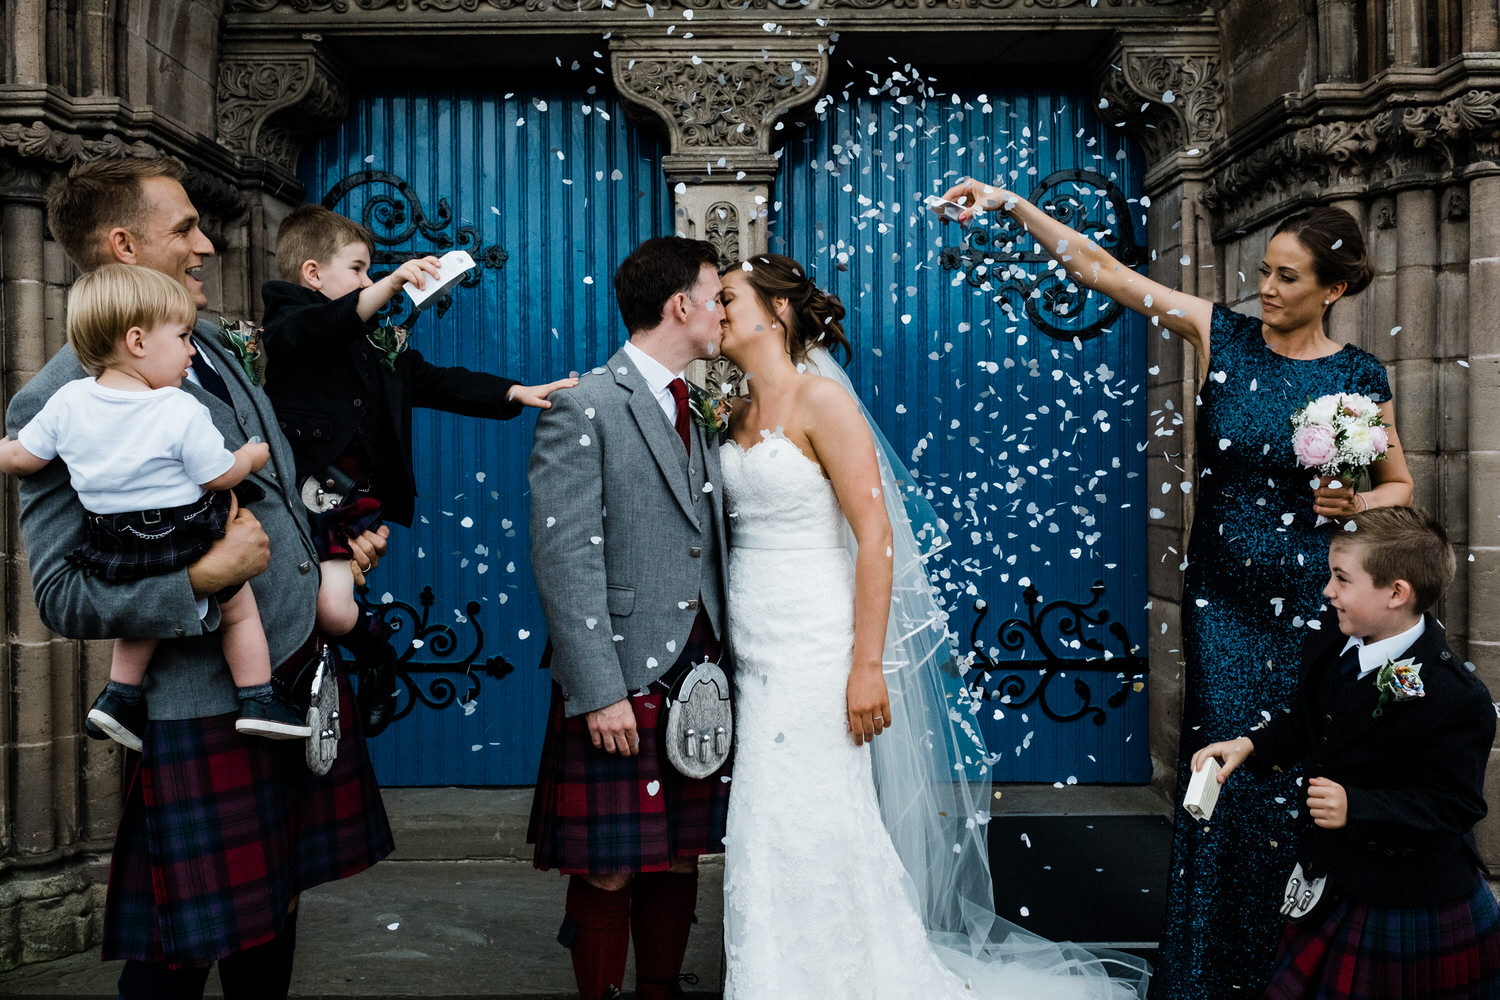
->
[1290, 393, 1391, 521]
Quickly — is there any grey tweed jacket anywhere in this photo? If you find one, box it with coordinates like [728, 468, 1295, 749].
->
[528, 345, 730, 718]
[6, 321, 320, 720]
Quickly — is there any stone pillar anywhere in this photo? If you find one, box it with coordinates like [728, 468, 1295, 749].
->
[1436, 185, 1472, 648]
[611, 38, 828, 265]
[1468, 167, 1500, 860]
[0, 159, 114, 971]
[1315, 0, 1362, 82]
[1393, 187, 1439, 513]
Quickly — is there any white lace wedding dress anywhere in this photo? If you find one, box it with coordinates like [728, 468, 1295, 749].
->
[720, 429, 1145, 999]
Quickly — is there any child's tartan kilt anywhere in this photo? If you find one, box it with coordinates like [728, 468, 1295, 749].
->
[528, 611, 731, 875]
[75, 490, 231, 581]
[1260, 875, 1500, 1000]
[101, 654, 393, 966]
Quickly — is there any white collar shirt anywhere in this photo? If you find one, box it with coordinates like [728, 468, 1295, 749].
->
[1340, 617, 1427, 679]
[622, 339, 685, 425]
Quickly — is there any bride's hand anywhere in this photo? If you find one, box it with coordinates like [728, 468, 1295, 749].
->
[847, 663, 892, 746]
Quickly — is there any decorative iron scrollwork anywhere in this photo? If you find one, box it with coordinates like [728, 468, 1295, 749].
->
[320, 170, 509, 326]
[964, 579, 1146, 725]
[358, 584, 517, 723]
[938, 169, 1145, 342]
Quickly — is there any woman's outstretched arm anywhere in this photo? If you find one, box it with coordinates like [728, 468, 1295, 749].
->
[935, 179, 1216, 363]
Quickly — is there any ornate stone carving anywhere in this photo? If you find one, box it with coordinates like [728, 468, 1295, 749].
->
[704, 201, 740, 270]
[216, 47, 349, 175]
[1444, 189, 1469, 222]
[932, 0, 1192, 6]
[613, 53, 825, 155]
[1201, 90, 1500, 213]
[231, 0, 1193, 8]
[1092, 40, 1224, 164]
[0, 121, 158, 164]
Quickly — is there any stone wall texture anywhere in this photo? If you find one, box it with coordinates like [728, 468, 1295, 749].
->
[1, 0, 1496, 969]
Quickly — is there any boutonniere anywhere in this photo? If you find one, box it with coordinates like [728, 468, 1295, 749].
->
[366, 325, 410, 373]
[690, 382, 732, 439]
[1372, 656, 1425, 717]
[218, 317, 266, 385]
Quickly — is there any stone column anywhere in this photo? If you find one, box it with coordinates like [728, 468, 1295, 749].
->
[1468, 166, 1500, 860]
[1436, 185, 1472, 647]
[1316, 0, 1362, 82]
[1393, 187, 1439, 514]
[611, 37, 829, 265]
[0, 159, 113, 971]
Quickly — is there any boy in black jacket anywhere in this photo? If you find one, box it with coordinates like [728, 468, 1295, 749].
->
[1193, 506, 1500, 999]
[262, 206, 574, 728]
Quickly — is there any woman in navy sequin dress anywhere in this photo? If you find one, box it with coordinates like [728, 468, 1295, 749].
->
[934, 185, 1414, 997]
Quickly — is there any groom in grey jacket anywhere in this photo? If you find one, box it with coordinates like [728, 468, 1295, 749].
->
[527, 237, 731, 1000]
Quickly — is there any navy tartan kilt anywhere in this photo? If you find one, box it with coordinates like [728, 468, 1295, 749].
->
[73, 491, 231, 582]
[1260, 876, 1500, 1000]
[528, 611, 731, 875]
[101, 652, 394, 966]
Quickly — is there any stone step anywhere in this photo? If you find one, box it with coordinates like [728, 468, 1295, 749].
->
[0, 785, 1171, 998]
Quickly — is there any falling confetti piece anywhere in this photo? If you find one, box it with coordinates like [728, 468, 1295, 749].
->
[647, 780, 661, 796]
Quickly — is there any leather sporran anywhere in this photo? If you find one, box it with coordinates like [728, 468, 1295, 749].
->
[273, 640, 341, 775]
[1279, 862, 1336, 925]
[663, 661, 732, 779]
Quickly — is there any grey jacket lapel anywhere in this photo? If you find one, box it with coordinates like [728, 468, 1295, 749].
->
[611, 348, 698, 525]
[190, 323, 296, 489]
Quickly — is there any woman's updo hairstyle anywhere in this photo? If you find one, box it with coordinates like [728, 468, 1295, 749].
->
[736, 253, 852, 364]
[1273, 206, 1374, 297]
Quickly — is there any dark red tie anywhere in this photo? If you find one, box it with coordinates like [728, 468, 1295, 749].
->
[668, 377, 691, 455]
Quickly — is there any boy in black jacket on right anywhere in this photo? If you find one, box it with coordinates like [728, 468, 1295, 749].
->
[262, 206, 574, 730]
[1194, 506, 1500, 1000]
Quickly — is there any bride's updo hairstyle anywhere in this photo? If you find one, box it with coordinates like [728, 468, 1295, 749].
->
[736, 253, 852, 365]
[1272, 206, 1374, 304]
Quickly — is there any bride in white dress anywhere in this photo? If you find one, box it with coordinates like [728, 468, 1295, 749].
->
[716, 254, 1149, 999]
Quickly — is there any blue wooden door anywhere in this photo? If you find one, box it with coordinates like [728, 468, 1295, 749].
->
[298, 85, 673, 785]
[772, 80, 1151, 782]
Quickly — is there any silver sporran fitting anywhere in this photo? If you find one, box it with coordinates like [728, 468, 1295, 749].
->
[663, 660, 733, 779]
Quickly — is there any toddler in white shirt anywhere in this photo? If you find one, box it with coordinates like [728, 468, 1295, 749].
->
[0, 264, 309, 750]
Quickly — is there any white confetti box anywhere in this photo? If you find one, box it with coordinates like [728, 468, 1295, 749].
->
[1183, 757, 1221, 822]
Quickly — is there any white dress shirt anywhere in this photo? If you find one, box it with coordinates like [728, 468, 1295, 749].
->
[621, 339, 685, 425]
[1340, 616, 1427, 679]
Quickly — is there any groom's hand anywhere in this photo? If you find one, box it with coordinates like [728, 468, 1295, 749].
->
[587, 698, 639, 756]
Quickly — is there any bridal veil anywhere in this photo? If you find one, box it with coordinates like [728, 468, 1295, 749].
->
[805, 346, 1150, 999]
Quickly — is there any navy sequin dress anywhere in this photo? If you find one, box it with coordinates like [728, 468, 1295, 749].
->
[1156, 306, 1392, 999]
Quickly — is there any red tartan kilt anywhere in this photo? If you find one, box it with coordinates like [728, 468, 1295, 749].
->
[102, 653, 393, 965]
[1260, 876, 1500, 1000]
[528, 613, 731, 875]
